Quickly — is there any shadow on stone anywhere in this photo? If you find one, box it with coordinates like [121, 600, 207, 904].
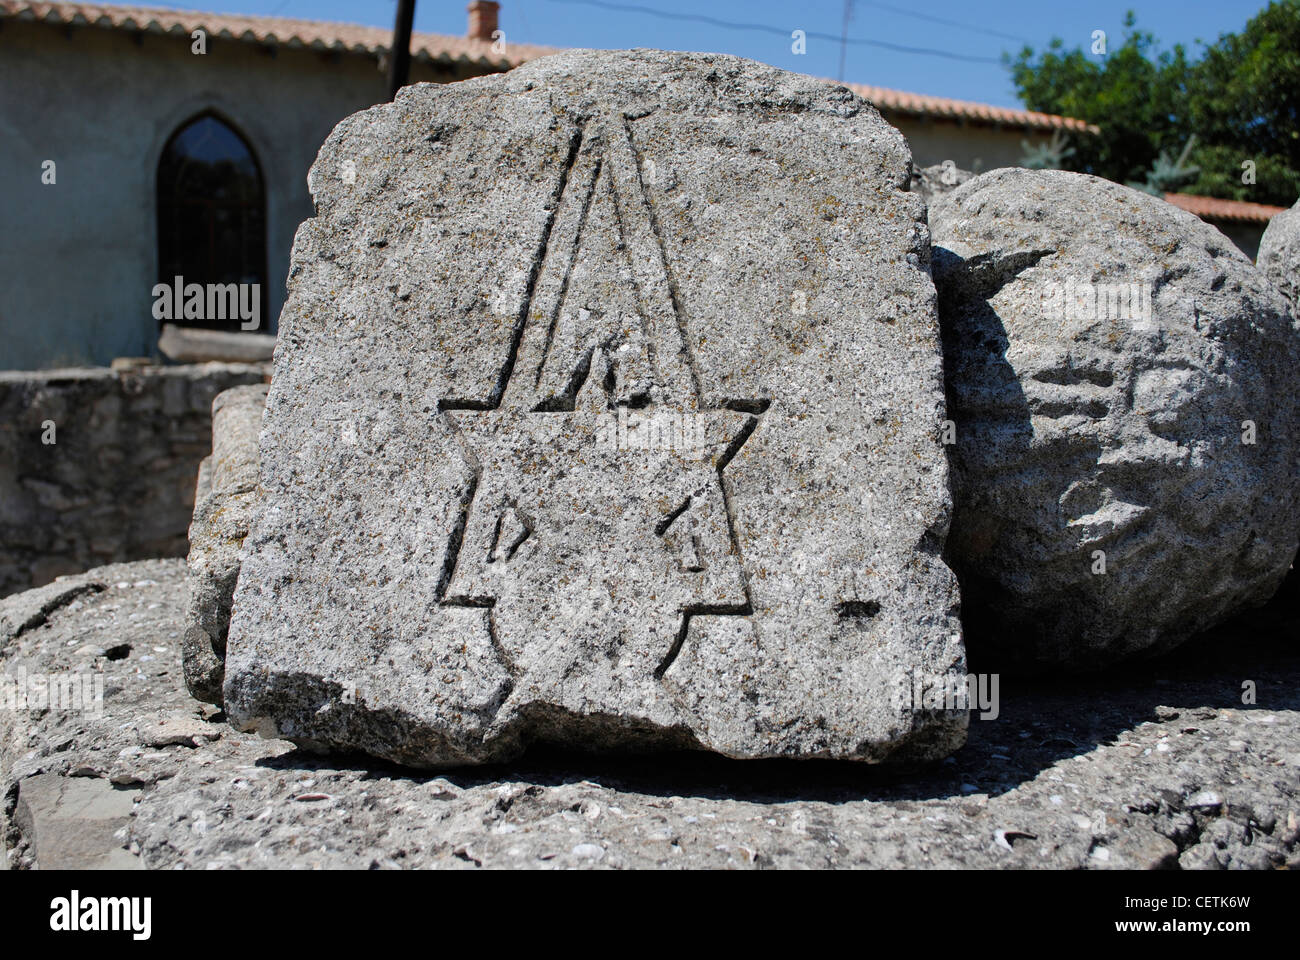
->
[250, 587, 1299, 806]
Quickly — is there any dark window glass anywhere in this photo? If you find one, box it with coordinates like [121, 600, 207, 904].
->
[156, 114, 267, 330]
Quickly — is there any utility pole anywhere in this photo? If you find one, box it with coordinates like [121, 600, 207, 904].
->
[387, 0, 416, 101]
[837, 0, 854, 82]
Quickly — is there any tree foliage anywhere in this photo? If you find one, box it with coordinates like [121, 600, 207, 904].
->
[1005, 3, 1300, 206]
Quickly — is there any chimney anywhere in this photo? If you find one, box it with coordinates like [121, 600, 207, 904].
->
[467, 1, 499, 42]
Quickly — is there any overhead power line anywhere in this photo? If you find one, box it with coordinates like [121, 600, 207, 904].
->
[854, 1, 1032, 46]
[542, 0, 1005, 64]
[838, 0, 854, 82]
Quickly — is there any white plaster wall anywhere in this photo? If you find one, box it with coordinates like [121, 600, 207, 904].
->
[1, 21, 468, 369]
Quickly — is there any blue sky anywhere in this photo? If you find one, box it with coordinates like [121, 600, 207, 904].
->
[140, 0, 1269, 108]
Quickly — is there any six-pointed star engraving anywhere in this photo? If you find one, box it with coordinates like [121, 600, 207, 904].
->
[438, 116, 767, 705]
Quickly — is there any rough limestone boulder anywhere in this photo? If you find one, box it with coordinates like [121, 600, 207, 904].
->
[5, 560, 1300, 869]
[182, 383, 267, 704]
[911, 162, 973, 209]
[930, 168, 1300, 669]
[1259, 199, 1300, 312]
[223, 50, 965, 767]
[1258, 199, 1300, 606]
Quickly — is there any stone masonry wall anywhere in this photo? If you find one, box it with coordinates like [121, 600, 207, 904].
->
[0, 363, 268, 597]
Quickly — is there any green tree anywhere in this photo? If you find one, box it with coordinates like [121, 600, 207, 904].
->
[1182, 1, 1300, 203]
[1005, 3, 1300, 206]
[1004, 12, 1191, 186]
[1188, 146, 1299, 203]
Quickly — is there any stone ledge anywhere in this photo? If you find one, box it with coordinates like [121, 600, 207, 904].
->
[0, 362, 269, 384]
[2, 560, 1297, 869]
[0, 364, 269, 598]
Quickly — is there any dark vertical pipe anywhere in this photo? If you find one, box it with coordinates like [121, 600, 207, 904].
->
[387, 0, 416, 101]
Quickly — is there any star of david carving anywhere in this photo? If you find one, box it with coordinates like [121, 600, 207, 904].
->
[437, 117, 768, 701]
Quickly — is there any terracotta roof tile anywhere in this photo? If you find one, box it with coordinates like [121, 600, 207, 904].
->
[1164, 192, 1287, 224]
[7, 2, 1102, 135]
[841, 81, 1100, 134]
[15, 3, 1286, 229]
[0, 1, 560, 67]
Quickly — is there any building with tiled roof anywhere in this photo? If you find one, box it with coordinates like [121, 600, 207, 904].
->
[1164, 192, 1286, 223]
[1, 1, 566, 368]
[827, 81, 1099, 177]
[0, 1, 559, 67]
[843, 82, 1100, 134]
[1, 1, 1283, 368]
[1163, 193, 1287, 260]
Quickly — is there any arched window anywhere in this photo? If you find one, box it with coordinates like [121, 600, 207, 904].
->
[156, 113, 267, 331]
